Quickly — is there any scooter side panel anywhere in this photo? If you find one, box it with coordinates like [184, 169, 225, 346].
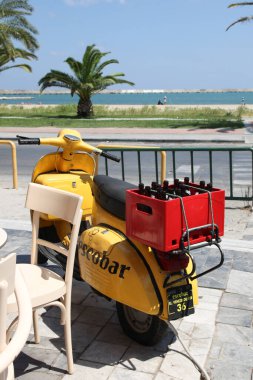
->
[35, 171, 94, 218]
[32, 152, 95, 181]
[78, 226, 161, 316]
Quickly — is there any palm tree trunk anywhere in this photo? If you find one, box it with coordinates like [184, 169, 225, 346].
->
[77, 98, 93, 117]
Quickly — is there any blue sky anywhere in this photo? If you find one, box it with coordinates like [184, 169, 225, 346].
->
[1, 0, 253, 90]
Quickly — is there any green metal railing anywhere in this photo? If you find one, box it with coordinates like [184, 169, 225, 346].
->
[97, 145, 253, 201]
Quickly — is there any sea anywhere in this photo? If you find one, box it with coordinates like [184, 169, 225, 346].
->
[0, 91, 252, 106]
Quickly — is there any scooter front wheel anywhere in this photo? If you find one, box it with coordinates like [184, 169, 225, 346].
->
[116, 302, 168, 346]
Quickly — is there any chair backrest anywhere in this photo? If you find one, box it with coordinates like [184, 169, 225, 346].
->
[25, 183, 83, 284]
[0, 253, 32, 378]
[0, 253, 16, 352]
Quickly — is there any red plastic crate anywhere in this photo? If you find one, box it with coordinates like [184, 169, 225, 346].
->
[126, 186, 225, 251]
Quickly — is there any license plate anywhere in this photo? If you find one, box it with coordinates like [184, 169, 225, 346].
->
[167, 284, 194, 320]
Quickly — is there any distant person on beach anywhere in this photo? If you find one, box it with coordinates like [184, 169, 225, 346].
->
[241, 97, 245, 106]
[157, 99, 163, 105]
[163, 95, 167, 105]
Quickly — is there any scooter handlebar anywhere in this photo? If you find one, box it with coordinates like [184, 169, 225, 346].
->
[100, 151, 120, 163]
[17, 135, 40, 145]
[16, 134, 120, 163]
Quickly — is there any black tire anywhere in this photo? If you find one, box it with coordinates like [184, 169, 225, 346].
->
[116, 302, 168, 346]
[38, 248, 49, 264]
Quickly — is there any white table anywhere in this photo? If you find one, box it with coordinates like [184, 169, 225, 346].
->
[0, 228, 7, 248]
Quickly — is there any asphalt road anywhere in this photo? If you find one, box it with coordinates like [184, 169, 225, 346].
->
[0, 143, 252, 199]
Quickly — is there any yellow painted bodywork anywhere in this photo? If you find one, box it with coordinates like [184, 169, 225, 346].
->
[31, 130, 199, 321]
[32, 152, 95, 219]
[80, 201, 199, 320]
[78, 225, 161, 315]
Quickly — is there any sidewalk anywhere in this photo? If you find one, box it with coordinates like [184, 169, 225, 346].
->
[0, 126, 246, 143]
[0, 125, 252, 379]
[0, 182, 253, 379]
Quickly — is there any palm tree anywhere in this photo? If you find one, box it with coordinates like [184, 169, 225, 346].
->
[227, 2, 253, 30]
[38, 44, 135, 117]
[0, 47, 36, 72]
[0, 0, 38, 64]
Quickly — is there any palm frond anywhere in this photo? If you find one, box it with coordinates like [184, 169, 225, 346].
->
[226, 15, 253, 29]
[228, 2, 253, 8]
[0, 62, 31, 73]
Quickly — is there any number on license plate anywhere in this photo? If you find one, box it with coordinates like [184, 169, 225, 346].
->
[167, 284, 195, 320]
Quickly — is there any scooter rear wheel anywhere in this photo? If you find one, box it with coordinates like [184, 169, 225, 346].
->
[116, 302, 168, 346]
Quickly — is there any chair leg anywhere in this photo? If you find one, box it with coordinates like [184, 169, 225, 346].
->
[64, 309, 73, 374]
[32, 309, 40, 344]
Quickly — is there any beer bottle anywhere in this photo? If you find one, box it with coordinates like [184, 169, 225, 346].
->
[183, 177, 191, 196]
[144, 186, 152, 197]
[163, 180, 169, 190]
[139, 183, 145, 195]
[199, 180, 206, 193]
[155, 188, 163, 199]
[174, 178, 182, 196]
[161, 190, 168, 200]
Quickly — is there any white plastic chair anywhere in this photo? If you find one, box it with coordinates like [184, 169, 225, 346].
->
[0, 253, 32, 380]
[8, 183, 83, 374]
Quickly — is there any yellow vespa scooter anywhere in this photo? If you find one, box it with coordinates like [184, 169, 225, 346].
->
[17, 129, 225, 346]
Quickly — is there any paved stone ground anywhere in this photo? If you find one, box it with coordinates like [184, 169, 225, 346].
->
[0, 125, 252, 379]
[1, 221, 253, 379]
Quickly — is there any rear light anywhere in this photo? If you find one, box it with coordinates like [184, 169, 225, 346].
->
[154, 250, 189, 272]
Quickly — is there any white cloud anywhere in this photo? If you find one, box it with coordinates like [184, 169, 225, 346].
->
[64, 0, 126, 6]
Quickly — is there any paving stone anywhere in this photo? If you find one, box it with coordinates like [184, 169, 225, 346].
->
[15, 371, 62, 380]
[232, 251, 253, 273]
[82, 292, 116, 310]
[199, 289, 221, 310]
[76, 305, 114, 326]
[119, 346, 164, 373]
[109, 367, 154, 380]
[177, 320, 194, 336]
[198, 268, 230, 290]
[184, 306, 217, 325]
[192, 323, 215, 339]
[71, 280, 91, 305]
[155, 372, 180, 380]
[242, 234, 253, 241]
[160, 350, 201, 380]
[198, 287, 223, 297]
[195, 252, 232, 290]
[14, 347, 60, 373]
[220, 292, 253, 311]
[70, 322, 101, 353]
[208, 342, 222, 359]
[79, 340, 127, 364]
[188, 337, 212, 357]
[34, 315, 64, 339]
[221, 342, 253, 363]
[96, 323, 132, 346]
[26, 335, 65, 352]
[62, 359, 114, 380]
[227, 269, 253, 296]
[48, 352, 79, 376]
[206, 359, 252, 380]
[216, 306, 252, 327]
[110, 311, 120, 324]
[214, 323, 253, 346]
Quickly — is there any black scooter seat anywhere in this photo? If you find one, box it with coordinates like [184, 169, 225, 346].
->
[93, 175, 137, 220]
